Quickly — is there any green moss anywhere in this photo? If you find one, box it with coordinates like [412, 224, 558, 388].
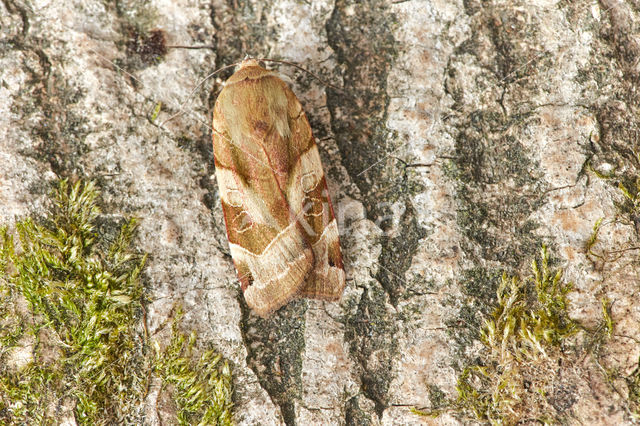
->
[628, 361, 640, 420]
[586, 166, 640, 419]
[418, 247, 579, 424]
[154, 308, 233, 425]
[0, 180, 233, 424]
[584, 162, 640, 419]
[616, 172, 640, 218]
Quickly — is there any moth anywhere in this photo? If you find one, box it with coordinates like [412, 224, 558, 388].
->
[212, 59, 345, 317]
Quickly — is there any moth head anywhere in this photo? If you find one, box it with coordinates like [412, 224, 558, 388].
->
[238, 58, 266, 71]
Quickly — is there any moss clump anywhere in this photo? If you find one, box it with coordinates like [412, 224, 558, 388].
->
[628, 361, 640, 421]
[0, 180, 233, 424]
[617, 176, 640, 216]
[587, 167, 640, 420]
[415, 247, 579, 424]
[154, 309, 233, 425]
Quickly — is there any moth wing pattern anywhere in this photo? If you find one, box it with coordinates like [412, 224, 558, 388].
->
[212, 59, 345, 317]
[289, 142, 345, 301]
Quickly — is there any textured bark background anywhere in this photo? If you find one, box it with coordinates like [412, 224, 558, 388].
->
[1, 0, 639, 424]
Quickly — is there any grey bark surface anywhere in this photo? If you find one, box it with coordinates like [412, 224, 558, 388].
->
[1, 0, 639, 424]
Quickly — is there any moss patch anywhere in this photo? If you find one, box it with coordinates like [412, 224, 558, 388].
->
[628, 361, 640, 420]
[0, 180, 232, 425]
[586, 170, 640, 420]
[326, 2, 420, 415]
[418, 247, 580, 424]
[154, 308, 233, 425]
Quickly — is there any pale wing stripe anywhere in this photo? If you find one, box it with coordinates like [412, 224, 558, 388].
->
[230, 221, 310, 291]
[216, 167, 281, 230]
[287, 145, 325, 214]
[311, 219, 339, 251]
[229, 219, 339, 290]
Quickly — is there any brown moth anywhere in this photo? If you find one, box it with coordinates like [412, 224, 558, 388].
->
[211, 59, 345, 317]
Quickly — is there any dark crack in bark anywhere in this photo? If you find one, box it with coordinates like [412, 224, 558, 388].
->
[326, 0, 427, 417]
[342, 286, 396, 417]
[443, 267, 501, 370]
[345, 394, 376, 425]
[239, 301, 306, 426]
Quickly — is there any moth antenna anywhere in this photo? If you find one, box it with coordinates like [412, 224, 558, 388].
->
[159, 62, 241, 126]
[256, 58, 347, 94]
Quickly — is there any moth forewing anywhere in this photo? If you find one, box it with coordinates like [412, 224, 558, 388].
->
[211, 59, 345, 317]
